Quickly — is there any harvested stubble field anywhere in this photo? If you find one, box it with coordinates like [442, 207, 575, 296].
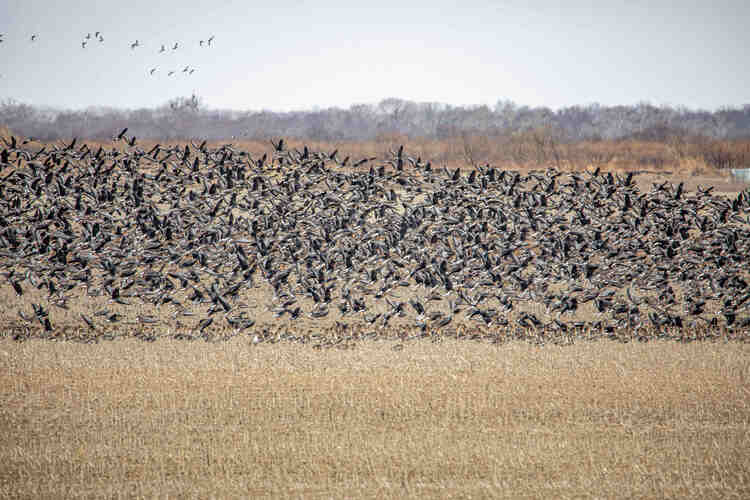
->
[1, 339, 749, 498]
[1, 131, 750, 498]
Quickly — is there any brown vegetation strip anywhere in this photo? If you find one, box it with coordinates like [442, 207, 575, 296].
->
[1, 339, 749, 498]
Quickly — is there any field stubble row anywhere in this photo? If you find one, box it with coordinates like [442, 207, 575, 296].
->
[1, 338, 749, 498]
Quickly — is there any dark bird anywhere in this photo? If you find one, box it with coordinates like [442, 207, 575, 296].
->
[198, 317, 213, 332]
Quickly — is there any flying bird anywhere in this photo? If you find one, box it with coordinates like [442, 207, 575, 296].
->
[31, 34, 37, 42]
[149, 67, 157, 75]
[172, 42, 178, 50]
[130, 39, 139, 49]
[168, 70, 175, 76]
[159, 44, 166, 53]
[207, 35, 214, 45]
[81, 40, 87, 48]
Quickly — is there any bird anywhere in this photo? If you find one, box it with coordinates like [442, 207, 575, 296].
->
[159, 44, 165, 53]
[149, 67, 157, 75]
[172, 42, 178, 50]
[198, 317, 213, 332]
[80, 313, 96, 331]
[130, 39, 139, 49]
[81, 41, 87, 48]
[30, 34, 37, 42]
[207, 35, 215, 45]
[167, 70, 175, 76]
[2, 137, 748, 345]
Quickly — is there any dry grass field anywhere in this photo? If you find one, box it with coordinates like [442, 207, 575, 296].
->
[1, 338, 749, 499]
[2, 127, 750, 498]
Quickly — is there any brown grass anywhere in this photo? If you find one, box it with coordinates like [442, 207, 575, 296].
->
[2, 125, 750, 497]
[1, 338, 749, 499]
[4, 125, 750, 176]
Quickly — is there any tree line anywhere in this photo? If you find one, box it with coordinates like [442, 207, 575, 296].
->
[2, 95, 750, 142]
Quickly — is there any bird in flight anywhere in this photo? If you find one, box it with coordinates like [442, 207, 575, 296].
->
[199, 40, 204, 47]
[149, 67, 157, 75]
[81, 40, 87, 48]
[31, 34, 37, 42]
[208, 35, 215, 46]
[189, 68, 195, 75]
[168, 70, 175, 76]
[172, 42, 178, 50]
[130, 39, 140, 49]
[85, 33, 91, 40]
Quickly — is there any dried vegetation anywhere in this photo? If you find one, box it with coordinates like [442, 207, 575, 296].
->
[1, 339, 749, 498]
[1, 127, 750, 498]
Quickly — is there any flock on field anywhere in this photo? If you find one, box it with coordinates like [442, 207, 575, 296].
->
[0, 30, 214, 78]
[1, 133, 750, 345]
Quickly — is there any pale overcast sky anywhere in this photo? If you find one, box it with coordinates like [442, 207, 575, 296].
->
[0, 1, 747, 111]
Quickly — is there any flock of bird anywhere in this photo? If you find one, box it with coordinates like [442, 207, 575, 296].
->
[0, 31, 214, 78]
[1, 133, 750, 345]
